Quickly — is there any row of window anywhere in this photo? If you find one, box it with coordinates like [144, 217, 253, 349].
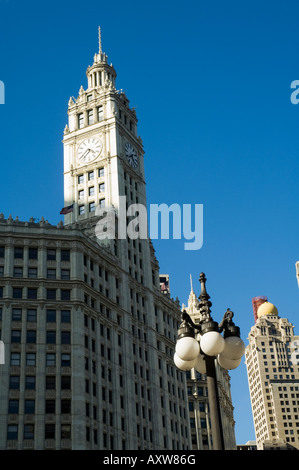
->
[79, 183, 105, 198]
[78, 106, 103, 128]
[9, 374, 71, 390]
[78, 168, 104, 184]
[0, 267, 70, 279]
[0, 288, 71, 300]
[7, 424, 71, 440]
[0, 247, 70, 261]
[79, 199, 105, 215]
[10, 352, 71, 367]
[0, 308, 71, 323]
[10, 330, 71, 344]
[8, 398, 71, 414]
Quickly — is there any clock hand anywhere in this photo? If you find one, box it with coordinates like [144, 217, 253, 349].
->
[81, 149, 91, 159]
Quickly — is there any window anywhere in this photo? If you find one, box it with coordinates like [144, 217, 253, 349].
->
[25, 400, 35, 414]
[61, 354, 71, 367]
[79, 189, 84, 200]
[79, 205, 85, 215]
[46, 309, 56, 322]
[26, 353, 36, 366]
[13, 267, 23, 278]
[99, 183, 105, 193]
[47, 269, 56, 279]
[61, 269, 70, 280]
[9, 376, 20, 390]
[61, 310, 71, 323]
[61, 424, 71, 439]
[78, 174, 84, 185]
[61, 376, 71, 389]
[47, 249, 56, 261]
[13, 288, 23, 299]
[61, 331, 71, 344]
[61, 249, 70, 261]
[46, 400, 55, 414]
[14, 247, 23, 259]
[46, 353, 56, 367]
[28, 248, 38, 259]
[97, 105, 103, 121]
[28, 267, 37, 278]
[88, 171, 94, 181]
[46, 331, 56, 344]
[7, 425, 18, 440]
[11, 330, 21, 343]
[89, 202, 95, 212]
[26, 330, 36, 344]
[47, 289, 56, 300]
[0, 246, 4, 258]
[98, 167, 104, 178]
[24, 424, 34, 440]
[61, 399, 71, 414]
[10, 353, 20, 366]
[0, 266, 3, 277]
[99, 198, 105, 208]
[27, 288, 37, 299]
[46, 376, 56, 390]
[89, 186, 95, 196]
[25, 376, 35, 390]
[61, 289, 71, 301]
[78, 113, 84, 129]
[87, 109, 94, 125]
[45, 424, 55, 439]
[12, 308, 22, 321]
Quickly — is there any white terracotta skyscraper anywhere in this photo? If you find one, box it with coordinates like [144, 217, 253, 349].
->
[245, 300, 299, 450]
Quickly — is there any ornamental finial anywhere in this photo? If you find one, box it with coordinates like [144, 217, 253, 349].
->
[198, 272, 212, 319]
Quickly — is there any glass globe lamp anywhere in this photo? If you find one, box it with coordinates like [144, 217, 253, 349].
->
[194, 352, 206, 374]
[175, 336, 200, 362]
[217, 353, 242, 370]
[174, 352, 197, 371]
[222, 335, 245, 360]
[200, 330, 225, 357]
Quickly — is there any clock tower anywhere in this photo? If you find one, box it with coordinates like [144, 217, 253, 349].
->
[63, 27, 145, 233]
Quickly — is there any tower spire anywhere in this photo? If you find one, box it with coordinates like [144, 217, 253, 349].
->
[98, 26, 102, 54]
[190, 274, 194, 292]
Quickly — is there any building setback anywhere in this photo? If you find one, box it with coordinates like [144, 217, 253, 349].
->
[245, 300, 299, 450]
[0, 29, 191, 450]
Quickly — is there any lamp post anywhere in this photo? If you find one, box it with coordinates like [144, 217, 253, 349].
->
[174, 273, 245, 450]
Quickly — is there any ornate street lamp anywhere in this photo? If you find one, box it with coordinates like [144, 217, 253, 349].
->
[174, 273, 245, 450]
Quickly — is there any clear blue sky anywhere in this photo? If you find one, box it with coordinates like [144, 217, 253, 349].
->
[1, 0, 299, 446]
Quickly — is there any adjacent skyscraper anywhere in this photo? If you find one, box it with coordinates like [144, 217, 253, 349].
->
[0, 28, 191, 450]
[245, 300, 299, 450]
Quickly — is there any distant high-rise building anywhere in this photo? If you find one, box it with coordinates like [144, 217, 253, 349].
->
[0, 28, 191, 450]
[245, 300, 299, 450]
[295, 262, 299, 287]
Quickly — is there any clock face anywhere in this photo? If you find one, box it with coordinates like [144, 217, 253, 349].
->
[125, 142, 138, 169]
[77, 138, 102, 163]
